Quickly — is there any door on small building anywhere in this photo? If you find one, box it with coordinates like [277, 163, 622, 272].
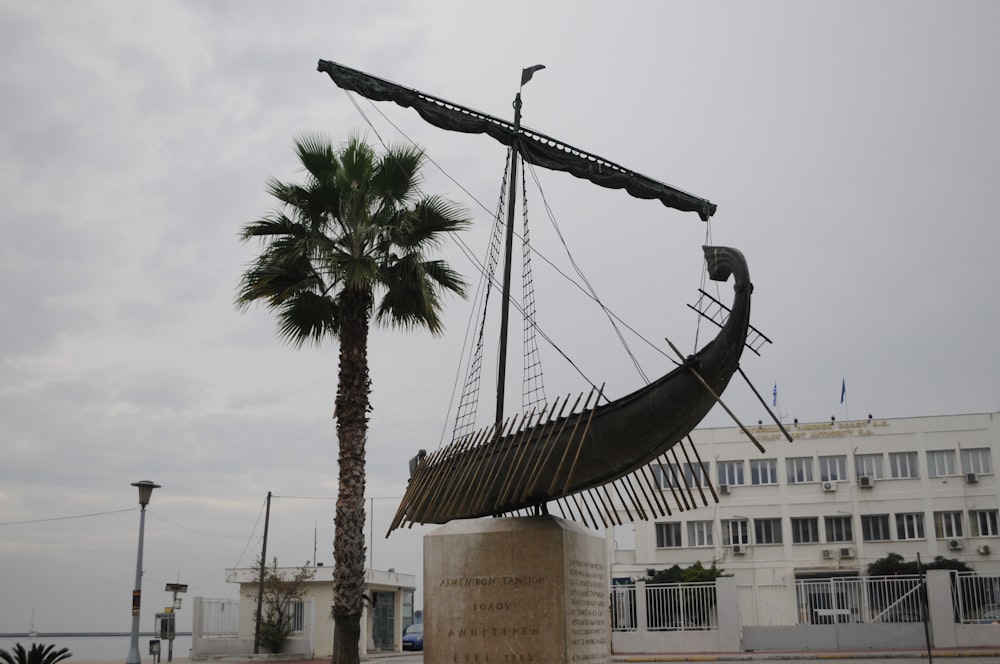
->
[371, 591, 395, 651]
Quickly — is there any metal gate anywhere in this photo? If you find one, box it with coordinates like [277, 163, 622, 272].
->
[371, 591, 395, 651]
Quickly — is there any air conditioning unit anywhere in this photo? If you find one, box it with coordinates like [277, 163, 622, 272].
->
[859, 475, 874, 488]
[966, 472, 979, 484]
[948, 538, 964, 551]
[732, 544, 746, 555]
[978, 544, 992, 555]
[839, 547, 855, 559]
[822, 549, 835, 560]
[719, 484, 731, 495]
[822, 481, 836, 493]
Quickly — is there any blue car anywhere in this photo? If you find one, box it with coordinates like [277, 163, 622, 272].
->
[402, 623, 424, 651]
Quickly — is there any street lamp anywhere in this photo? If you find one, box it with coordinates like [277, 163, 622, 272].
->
[126, 481, 160, 664]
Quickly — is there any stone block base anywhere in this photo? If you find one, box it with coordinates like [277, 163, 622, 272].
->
[424, 515, 608, 664]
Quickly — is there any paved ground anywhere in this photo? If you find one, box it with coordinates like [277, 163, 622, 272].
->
[609, 650, 1000, 662]
[77, 649, 1000, 664]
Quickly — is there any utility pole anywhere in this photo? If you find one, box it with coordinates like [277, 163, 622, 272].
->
[253, 491, 272, 654]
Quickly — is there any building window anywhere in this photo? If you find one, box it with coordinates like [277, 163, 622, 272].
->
[754, 518, 783, 545]
[862, 514, 892, 542]
[722, 519, 749, 545]
[786, 457, 814, 484]
[825, 515, 853, 543]
[652, 463, 681, 489]
[855, 453, 885, 479]
[934, 511, 964, 538]
[718, 460, 745, 487]
[819, 455, 848, 482]
[927, 450, 957, 477]
[683, 463, 708, 488]
[687, 520, 714, 547]
[750, 459, 778, 485]
[791, 517, 820, 544]
[971, 510, 999, 537]
[896, 513, 925, 540]
[655, 522, 683, 548]
[290, 600, 305, 632]
[961, 448, 993, 476]
[889, 452, 919, 479]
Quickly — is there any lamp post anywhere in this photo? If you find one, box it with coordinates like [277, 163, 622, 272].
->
[126, 480, 160, 664]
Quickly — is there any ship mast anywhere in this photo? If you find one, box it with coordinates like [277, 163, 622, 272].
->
[494, 66, 545, 430]
[492, 70, 527, 430]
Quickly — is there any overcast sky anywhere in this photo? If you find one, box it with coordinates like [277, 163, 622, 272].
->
[2, 0, 999, 636]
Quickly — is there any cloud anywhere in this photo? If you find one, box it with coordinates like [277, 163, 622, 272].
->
[1, 0, 999, 636]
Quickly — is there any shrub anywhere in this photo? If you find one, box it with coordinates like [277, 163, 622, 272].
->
[0, 643, 72, 664]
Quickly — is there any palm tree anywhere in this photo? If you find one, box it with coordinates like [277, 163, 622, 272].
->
[237, 133, 469, 663]
[0, 643, 71, 664]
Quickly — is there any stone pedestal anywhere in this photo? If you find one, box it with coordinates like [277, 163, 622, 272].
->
[424, 515, 609, 664]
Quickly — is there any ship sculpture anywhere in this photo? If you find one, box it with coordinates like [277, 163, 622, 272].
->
[317, 61, 784, 532]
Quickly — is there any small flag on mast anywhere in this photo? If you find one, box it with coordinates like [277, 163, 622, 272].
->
[840, 379, 846, 404]
[772, 383, 777, 408]
[521, 64, 546, 86]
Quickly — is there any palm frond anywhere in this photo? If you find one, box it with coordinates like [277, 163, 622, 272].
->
[239, 212, 305, 241]
[375, 253, 464, 335]
[236, 253, 325, 310]
[294, 132, 339, 183]
[372, 142, 424, 206]
[419, 259, 468, 298]
[0, 643, 72, 664]
[275, 291, 340, 348]
[390, 196, 471, 248]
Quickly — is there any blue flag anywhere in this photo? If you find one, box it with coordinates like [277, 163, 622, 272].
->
[772, 383, 777, 408]
[840, 379, 846, 404]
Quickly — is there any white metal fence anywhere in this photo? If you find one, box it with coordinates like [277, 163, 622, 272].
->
[611, 582, 718, 632]
[646, 581, 718, 631]
[611, 584, 636, 631]
[794, 575, 925, 625]
[199, 598, 240, 637]
[954, 571, 1000, 623]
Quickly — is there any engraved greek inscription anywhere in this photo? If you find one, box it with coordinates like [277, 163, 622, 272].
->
[472, 601, 512, 611]
[441, 576, 498, 587]
[448, 627, 540, 639]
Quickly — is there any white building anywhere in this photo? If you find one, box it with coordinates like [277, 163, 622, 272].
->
[612, 411, 1000, 583]
[191, 565, 416, 659]
[606, 411, 1000, 654]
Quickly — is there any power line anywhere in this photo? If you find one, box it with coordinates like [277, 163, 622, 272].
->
[229, 494, 268, 570]
[0, 507, 135, 526]
[147, 510, 248, 539]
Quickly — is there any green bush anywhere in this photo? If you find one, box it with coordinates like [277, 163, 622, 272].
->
[0, 643, 72, 664]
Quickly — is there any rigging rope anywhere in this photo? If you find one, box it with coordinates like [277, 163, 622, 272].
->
[449, 153, 510, 443]
[520, 169, 547, 412]
[526, 162, 651, 386]
[693, 218, 723, 353]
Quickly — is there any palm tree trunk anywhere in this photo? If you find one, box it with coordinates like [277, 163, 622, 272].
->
[331, 287, 372, 664]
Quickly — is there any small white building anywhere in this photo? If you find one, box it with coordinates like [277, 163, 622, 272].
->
[192, 565, 416, 660]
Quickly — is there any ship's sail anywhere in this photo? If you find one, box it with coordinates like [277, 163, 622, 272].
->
[317, 60, 716, 220]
